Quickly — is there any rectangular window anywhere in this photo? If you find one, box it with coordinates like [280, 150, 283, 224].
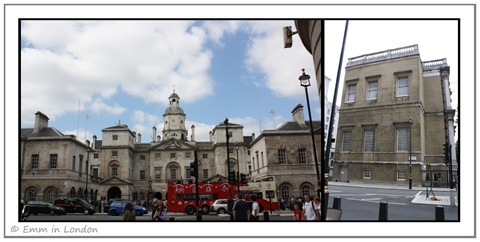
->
[342, 131, 352, 152]
[170, 168, 177, 181]
[170, 153, 176, 159]
[185, 152, 191, 158]
[112, 151, 118, 157]
[203, 153, 208, 159]
[72, 155, 76, 170]
[79, 155, 83, 177]
[397, 128, 409, 151]
[140, 170, 145, 180]
[364, 130, 375, 152]
[93, 153, 99, 159]
[49, 154, 58, 169]
[346, 84, 356, 102]
[140, 155, 146, 160]
[396, 77, 409, 97]
[298, 149, 307, 164]
[278, 149, 286, 164]
[367, 81, 378, 100]
[112, 167, 118, 177]
[186, 167, 191, 179]
[261, 152, 265, 167]
[229, 148, 234, 154]
[113, 135, 118, 140]
[155, 153, 161, 159]
[93, 168, 98, 177]
[31, 154, 39, 169]
[363, 170, 371, 179]
[203, 169, 209, 179]
[397, 171, 406, 180]
[155, 167, 162, 183]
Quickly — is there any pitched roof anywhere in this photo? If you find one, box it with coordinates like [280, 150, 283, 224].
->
[21, 127, 65, 138]
[277, 121, 322, 131]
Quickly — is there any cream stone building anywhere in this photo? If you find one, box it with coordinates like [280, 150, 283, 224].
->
[20, 91, 250, 203]
[332, 44, 456, 186]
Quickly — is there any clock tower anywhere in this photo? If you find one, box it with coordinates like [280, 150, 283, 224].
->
[162, 90, 188, 141]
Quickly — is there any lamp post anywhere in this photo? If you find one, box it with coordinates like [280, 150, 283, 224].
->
[148, 178, 153, 211]
[85, 145, 90, 201]
[225, 118, 233, 215]
[298, 69, 324, 220]
[236, 143, 241, 196]
[408, 118, 413, 189]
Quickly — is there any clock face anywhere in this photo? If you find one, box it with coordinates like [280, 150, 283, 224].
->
[171, 118, 177, 124]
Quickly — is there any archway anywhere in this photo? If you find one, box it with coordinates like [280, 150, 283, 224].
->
[107, 186, 122, 201]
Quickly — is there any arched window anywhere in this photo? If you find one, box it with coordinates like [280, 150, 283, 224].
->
[302, 185, 311, 197]
[28, 189, 36, 202]
[281, 186, 290, 201]
[44, 187, 57, 203]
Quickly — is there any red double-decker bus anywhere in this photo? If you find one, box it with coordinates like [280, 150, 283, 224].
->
[166, 181, 235, 215]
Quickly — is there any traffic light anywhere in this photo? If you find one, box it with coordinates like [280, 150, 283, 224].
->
[443, 143, 450, 165]
[228, 171, 236, 184]
[240, 173, 247, 184]
[190, 162, 197, 177]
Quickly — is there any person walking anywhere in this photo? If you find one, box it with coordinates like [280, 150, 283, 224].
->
[122, 202, 136, 221]
[233, 195, 249, 221]
[302, 195, 317, 221]
[313, 195, 321, 220]
[153, 202, 167, 221]
[293, 202, 303, 221]
[250, 195, 259, 221]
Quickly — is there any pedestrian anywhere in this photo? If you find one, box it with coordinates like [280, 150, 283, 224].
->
[250, 195, 259, 221]
[302, 195, 317, 221]
[122, 202, 136, 221]
[313, 195, 321, 220]
[153, 202, 167, 221]
[151, 198, 159, 221]
[233, 195, 249, 221]
[293, 202, 303, 221]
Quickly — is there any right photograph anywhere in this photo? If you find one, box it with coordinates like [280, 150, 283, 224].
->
[324, 20, 458, 221]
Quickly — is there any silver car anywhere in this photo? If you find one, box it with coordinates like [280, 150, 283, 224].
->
[210, 199, 237, 214]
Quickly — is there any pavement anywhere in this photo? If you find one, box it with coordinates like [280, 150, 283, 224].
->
[328, 181, 458, 207]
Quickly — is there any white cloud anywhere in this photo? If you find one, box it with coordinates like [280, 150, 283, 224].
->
[89, 98, 127, 115]
[244, 21, 317, 100]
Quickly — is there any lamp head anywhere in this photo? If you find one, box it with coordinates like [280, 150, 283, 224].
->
[298, 68, 311, 87]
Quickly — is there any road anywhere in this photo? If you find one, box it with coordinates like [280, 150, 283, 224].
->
[23, 184, 458, 222]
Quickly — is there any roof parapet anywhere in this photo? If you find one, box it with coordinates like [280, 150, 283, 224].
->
[346, 44, 419, 68]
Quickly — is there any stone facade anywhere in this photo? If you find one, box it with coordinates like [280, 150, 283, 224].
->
[333, 45, 456, 186]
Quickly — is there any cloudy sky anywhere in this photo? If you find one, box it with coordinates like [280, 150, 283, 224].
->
[21, 19, 459, 143]
[21, 20, 319, 142]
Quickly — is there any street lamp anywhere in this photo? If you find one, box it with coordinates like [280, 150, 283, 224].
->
[408, 118, 413, 189]
[235, 143, 241, 196]
[298, 69, 325, 220]
[148, 178, 153, 210]
[225, 118, 234, 216]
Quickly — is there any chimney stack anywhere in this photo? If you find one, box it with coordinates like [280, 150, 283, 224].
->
[93, 135, 97, 149]
[209, 130, 213, 142]
[33, 111, 49, 133]
[138, 133, 142, 143]
[153, 126, 157, 142]
[252, 132, 256, 141]
[292, 104, 306, 126]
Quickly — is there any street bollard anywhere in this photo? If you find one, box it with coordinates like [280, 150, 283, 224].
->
[333, 197, 342, 209]
[379, 202, 388, 221]
[435, 206, 445, 221]
[263, 211, 269, 221]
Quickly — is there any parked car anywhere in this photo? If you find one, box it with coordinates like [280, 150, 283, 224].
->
[104, 198, 128, 212]
[22, 201, 65, 216]
[53, 198, 95, 215]
[108, 200, 148, 216]
[210, 199, 236, 214]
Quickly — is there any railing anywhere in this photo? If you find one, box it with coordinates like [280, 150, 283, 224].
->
[347, 44, 419, 68]
[422, 58, 448, 71]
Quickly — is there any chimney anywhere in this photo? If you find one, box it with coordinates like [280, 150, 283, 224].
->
[209, 130, 213, 142]
[252, 133, 256, 141]
[292, 104, 306, 126]
[191, 125, 196, 141]
[157, 135, 161, 142]
[92, 135, 97, 149]
[33, 111, 49, 133]
[138, 133, 142, 143]
[153, 126, 157, 142]
[86, 139, 91, 148]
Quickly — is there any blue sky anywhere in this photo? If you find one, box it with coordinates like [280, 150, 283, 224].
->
[21, 20, 320, 142]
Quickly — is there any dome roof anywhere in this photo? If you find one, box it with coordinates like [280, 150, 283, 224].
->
[164, 105, 185, 115]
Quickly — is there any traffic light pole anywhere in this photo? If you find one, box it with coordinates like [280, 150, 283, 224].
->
[193, 151, 201, 221]
[225, 118, 234, 216]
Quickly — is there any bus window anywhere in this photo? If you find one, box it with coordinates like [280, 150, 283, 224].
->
[183, 194, 195, 201]
[176, 194, 182, 201]
[266, 190, 275, 199]
[199, 194, 211, 200]
[255, 192, 263, 199]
